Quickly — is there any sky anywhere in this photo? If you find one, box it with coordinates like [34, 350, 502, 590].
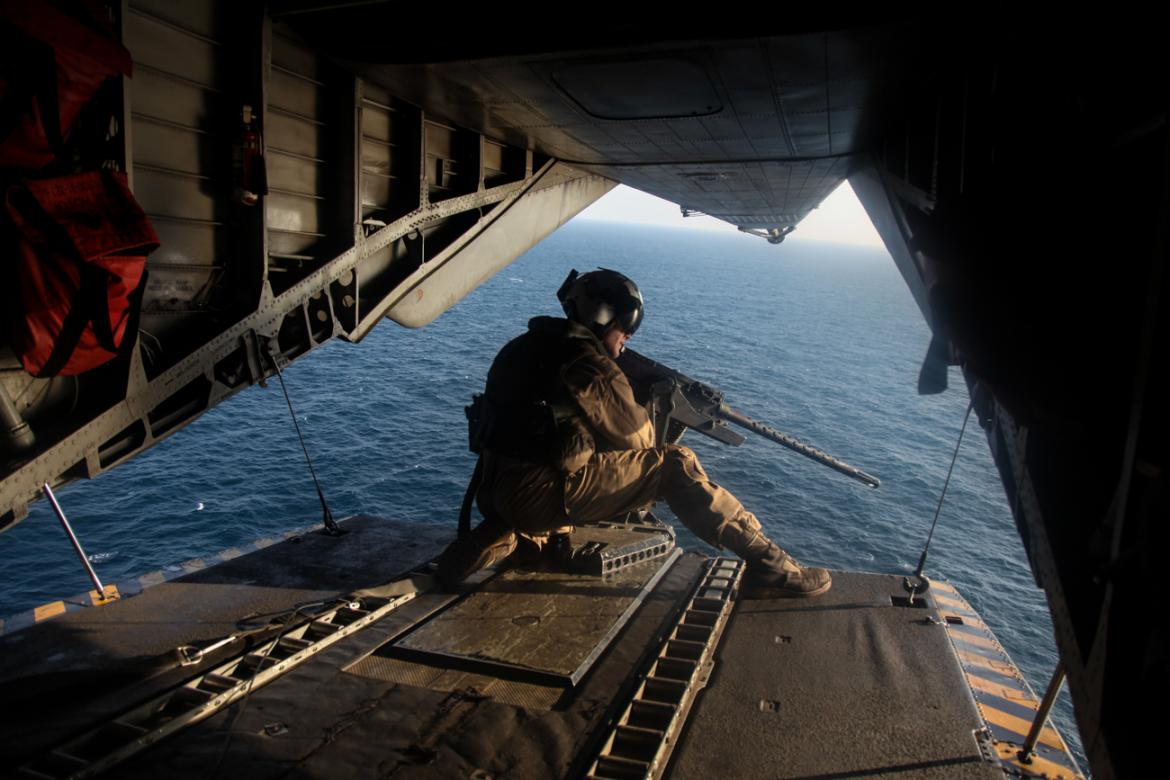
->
[575, 179, 885, 248]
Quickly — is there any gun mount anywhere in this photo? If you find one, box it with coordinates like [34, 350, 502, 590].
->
[617, 348, 880, 488]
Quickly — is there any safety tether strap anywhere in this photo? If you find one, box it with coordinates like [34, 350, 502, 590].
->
[270, 352, 344, 537]
[912, 397, 975, 580]
[458, 455, 484, 539]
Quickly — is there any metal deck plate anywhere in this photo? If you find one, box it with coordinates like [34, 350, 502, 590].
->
[112, 554, 709, 780]
[389, 537, 679, 686]
[0, 515, 453, 767]
[347, 654, 568, 710]
[668, 571, 1005, 780]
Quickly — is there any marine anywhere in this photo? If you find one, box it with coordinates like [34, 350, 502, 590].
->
[436, 268, 831, 598]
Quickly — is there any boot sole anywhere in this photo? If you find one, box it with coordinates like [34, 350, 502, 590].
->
[740, 579, 832, 599]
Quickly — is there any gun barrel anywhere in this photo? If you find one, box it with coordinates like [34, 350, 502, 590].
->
[717, 406, 881, 488]
[619, 348, 880, 488]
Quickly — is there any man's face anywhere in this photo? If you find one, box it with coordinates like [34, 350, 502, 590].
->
[602, 327, 631, 358]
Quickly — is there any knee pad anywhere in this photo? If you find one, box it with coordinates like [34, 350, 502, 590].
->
[664, 444, 709, 484]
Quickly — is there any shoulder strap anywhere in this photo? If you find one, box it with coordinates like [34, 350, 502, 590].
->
[34, 266, 148, 378]
[35, 282, 91, 378]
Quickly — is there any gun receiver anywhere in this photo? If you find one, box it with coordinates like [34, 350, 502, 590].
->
[616, 349, 881, 489]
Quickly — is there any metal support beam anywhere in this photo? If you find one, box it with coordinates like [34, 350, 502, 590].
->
[0, 7, 620, 529]
[1019, 663, 1067, 764]
[42, 483, 107, 598]
[381, 166, 617, 331]
[1, 163, 613, 529]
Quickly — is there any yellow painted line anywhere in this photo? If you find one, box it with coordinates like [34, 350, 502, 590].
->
[957, 613, 989, 631]
[931, 581, 957, 594]
[980, 703, 1065, 751]
[932, 593, 968, 610]
[965, 673, 1036, 706]
[138, 570, 167, 587]
[218, 547, 245, 560]
[936, 582, 1083, 778]
[952, 638, 1007, 663]
[34, 601, 66, 622]
[950, 636, 1006, 659]
[947, 628, 1000, 652]
[956, 648, 1020, 678]
[932, 588, 965, 604]
[994, 736, 1080, 778]
[87, 584, 120, 605]
[940, 610, 988, 631]
[930, 588, 988, 624]
[181, 558, 207, 572]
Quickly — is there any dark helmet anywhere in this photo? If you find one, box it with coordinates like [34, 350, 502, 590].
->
[556, 268, 644, 337]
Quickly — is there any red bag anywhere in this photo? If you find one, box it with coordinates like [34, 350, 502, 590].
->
[0, 0, 133, 169]
[4, 170, 158, 377]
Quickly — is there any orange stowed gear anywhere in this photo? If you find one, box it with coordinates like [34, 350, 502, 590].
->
[0, 1, 133, 170]
[3, 171, 158, 377]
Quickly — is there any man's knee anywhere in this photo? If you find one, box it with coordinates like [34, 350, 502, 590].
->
[662, 444, 709, 486]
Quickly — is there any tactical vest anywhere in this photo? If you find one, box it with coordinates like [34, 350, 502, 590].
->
[474, 317, 597, 470]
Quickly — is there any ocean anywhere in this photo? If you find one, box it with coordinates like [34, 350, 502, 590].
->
[0, 219, 1084, 767]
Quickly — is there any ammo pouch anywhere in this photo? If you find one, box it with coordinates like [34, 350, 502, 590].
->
[466, 393, 558, 460]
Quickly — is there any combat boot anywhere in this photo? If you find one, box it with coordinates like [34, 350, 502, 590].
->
[741, 542, 832, 598]
[435, 515, 517, 591]
[720, 515, 832, 598]
[507, 528, 575, 569]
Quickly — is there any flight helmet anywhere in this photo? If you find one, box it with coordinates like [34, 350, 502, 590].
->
[557, 268, 644, 337]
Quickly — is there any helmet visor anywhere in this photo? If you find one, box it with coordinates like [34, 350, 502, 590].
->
[617, 303, 643, 336]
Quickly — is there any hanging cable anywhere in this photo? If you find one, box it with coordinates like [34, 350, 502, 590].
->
[905, 396, 975, 602]
[269, 351, 345, 537]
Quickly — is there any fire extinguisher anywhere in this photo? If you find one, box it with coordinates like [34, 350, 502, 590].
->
[233, 104, 267, 206]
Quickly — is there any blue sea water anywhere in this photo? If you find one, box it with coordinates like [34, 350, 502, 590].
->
[0, 220, 1085, 768]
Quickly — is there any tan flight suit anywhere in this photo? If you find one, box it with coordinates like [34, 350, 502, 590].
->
[449, 317, 767, 577]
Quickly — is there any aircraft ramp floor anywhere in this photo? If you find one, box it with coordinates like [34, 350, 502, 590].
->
[0, 514, 453, 763]
[668, 571, 1001, 779]
[0, 515, 1072, 779]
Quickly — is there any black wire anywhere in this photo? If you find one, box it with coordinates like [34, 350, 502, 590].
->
[270, 355, 341, 534]
[210, 600, 341, 778]
[210, 620, 284, 778]
[913, 397, 975, 579]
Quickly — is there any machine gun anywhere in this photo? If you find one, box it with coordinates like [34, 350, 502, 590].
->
[616, 348, 881, 489]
